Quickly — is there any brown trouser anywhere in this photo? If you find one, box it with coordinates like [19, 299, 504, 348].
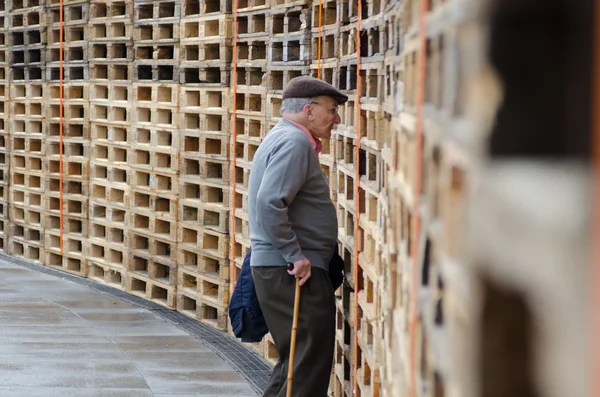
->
[252, 266, 335, 397]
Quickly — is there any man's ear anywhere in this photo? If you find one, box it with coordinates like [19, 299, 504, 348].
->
[304, 104, 314, 120]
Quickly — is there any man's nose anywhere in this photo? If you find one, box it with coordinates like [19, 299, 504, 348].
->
[334, 114, 341, 124]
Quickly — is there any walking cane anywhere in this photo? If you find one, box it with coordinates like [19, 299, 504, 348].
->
[286, 277, 301, 397]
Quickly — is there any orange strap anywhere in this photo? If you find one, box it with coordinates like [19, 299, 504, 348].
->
[317, 0, 323, 79]
[409, 1, 428, 396]
[230, 0, 239, 291]
[352, 2, 362, 394]
[59, 0, 64, 254]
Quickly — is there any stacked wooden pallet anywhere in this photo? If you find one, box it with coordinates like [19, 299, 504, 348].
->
[42, 0, 90, 276]
[352, 0, 386, 392]
[323, 0, 372, 394]
[125, 0, 181, 308]
[0, 0, 9, 252]
[128, 81, 180, 308]
[7, 0, 47, 264]
[379, 1, 403, 396]
[87, 0, 133, 288]
[176, 0, 232, 330]
[231, 0, 271, 268]
[385, 0, 481, 396]
[8, 82, 46, 264]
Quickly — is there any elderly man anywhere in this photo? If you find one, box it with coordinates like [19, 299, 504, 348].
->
[248, 76, 348, 396]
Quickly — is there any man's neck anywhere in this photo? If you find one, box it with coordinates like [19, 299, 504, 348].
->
[282, 114, 305, 126]
[282, 115, 315, 138]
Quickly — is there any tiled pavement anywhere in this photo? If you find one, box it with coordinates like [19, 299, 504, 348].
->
[0, 254, 271, 396]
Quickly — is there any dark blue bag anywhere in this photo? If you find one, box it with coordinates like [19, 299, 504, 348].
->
[228, 248, 269, 343]
[329, 244, 345, 291]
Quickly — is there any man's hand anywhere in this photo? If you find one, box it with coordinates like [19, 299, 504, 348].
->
[287, 257, 311, 286]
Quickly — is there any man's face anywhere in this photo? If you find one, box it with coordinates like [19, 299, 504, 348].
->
[306, 96, 342, 139]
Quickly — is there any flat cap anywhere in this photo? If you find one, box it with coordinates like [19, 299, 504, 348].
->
[283, 76, 349, 104]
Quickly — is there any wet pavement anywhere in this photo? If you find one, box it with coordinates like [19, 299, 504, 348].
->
[0, 259, 259, 396]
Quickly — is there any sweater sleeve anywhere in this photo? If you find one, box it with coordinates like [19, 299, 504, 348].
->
[255, 138, 310, 264]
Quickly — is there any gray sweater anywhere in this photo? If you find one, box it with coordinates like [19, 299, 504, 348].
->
[248, 119, 338, 271]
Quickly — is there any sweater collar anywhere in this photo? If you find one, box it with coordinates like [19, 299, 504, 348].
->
[283, 118, 323, 156]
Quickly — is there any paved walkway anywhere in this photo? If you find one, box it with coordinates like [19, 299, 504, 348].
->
[0, 257, 260, 397]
